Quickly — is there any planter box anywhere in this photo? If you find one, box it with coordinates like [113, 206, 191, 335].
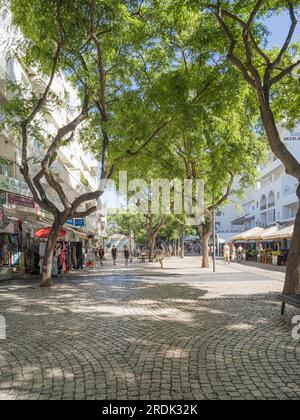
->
[272, 256, 279, 266]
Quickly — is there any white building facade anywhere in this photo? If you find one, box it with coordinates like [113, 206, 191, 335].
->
[0, 9, 100, 273]
[217, 125, 300, 241]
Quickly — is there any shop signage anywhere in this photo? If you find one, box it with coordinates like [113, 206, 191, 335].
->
[8, 193, 35, 209]
[284, 132, 300, 141]
[66, 219, 85, 227]
[74, 219, 85, 227]
[0, 191, 7, 206]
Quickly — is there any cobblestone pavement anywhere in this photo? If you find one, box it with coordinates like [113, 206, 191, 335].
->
[0, 257, 299, 400]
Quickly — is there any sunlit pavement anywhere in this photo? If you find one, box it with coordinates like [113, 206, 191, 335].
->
[0, 257, 299, 400]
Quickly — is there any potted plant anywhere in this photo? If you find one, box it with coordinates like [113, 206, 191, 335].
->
[257, 248, 263, 262]
[272, 250, 281, 266]
[252, 249, 259, 261]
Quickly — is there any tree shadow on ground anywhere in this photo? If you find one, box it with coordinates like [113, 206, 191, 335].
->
[0, 272, 299, 400]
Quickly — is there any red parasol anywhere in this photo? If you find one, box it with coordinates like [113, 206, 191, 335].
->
[34, 227, 67, 239]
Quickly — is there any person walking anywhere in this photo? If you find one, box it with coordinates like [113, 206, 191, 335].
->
[237, 245, 243, 261]
[99, 246, 105, 266]
[156, 246, 165, 269]
[123, 246, 130, 267]
[111, 245, 117, 266]
[224, 243, 230, 265]
[230, 244, 236, 262]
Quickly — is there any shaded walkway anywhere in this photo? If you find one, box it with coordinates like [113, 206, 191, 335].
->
[0, 257, 299, 400]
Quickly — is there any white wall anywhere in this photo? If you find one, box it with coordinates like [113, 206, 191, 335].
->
[218, 125, 300, 231]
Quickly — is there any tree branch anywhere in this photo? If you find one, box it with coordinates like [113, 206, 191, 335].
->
[242, 1, 264, 84]
[107, 118, 174, 179]
[272, 1, 298, 69]
[73, 206, 97, 219]
[208, 172, 235, 211]
[215, 3, 256, 88]
[204, 2, 270, 65]
[42, 87, 89, 168]
[269, 60, 300, 86]
[154, 215, 167, 236]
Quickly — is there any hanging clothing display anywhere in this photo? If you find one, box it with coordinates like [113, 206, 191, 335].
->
[0, 233, 20, 268]
[39, 241, 47, 274]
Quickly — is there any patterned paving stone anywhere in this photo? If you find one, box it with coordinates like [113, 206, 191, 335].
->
[0, 257, 299, 400]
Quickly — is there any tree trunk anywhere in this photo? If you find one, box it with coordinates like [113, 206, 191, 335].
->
[201, 231, 210, 268]
[41, 219, 64, 288]
[148, 235, 156, 262]
[197, 220, 212, 269]
[172, 240, 176, 256]
[258, 96, 300, 295]
[283, 186, 300, 295]
[179, 223, 185, 259]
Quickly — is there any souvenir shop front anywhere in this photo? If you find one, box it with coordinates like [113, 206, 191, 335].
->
[56, 229, 87, 274]
[0, 222, 21, 269]
[0, 190, 97, 278]
[0, 192, 42, 271]
[26, 226, 88, 276]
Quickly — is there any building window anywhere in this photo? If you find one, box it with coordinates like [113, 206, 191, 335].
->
[268, 191, 275, 209]
[0, 161, 13, 178]
[260, 195, 267, 211]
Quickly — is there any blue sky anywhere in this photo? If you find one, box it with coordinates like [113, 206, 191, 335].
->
[266, 11, 300, 48]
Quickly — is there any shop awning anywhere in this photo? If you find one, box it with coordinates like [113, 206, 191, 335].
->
[35, 227, 67, 239]
[231, 216, 255, 226]
[263, 225, 294, 240]
[260, 226, 281, 240]
[230, 227, 265, 242]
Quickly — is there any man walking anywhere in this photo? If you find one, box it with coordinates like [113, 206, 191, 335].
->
[99, 246, 105, 266]
[111, 245, 117, 266]
[224, 243, 230, 265]
[156, 246, 165, 269]
[123, 246, 130, 267]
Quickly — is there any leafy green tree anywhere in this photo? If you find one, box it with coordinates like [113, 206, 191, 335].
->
[195, 0, 300, 292]
[162, 107, 265, 267]
[114, 147, 183, 261]
[139, 0, 298, 281]
[107, 213, 148, 245]
[2, 0, 175, 286]
[128, 7, 266, 267]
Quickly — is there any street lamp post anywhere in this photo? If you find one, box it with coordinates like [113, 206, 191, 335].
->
[212, 193, 216, 273]
[129, 229, 133, 262]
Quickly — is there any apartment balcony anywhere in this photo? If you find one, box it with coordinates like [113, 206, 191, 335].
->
[260, 158, 284, 179]
[282, 182, 298, 198]
[0, 66, 9, 101]
[52, 161, 91, 197]
[281, 187, 298, 208]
